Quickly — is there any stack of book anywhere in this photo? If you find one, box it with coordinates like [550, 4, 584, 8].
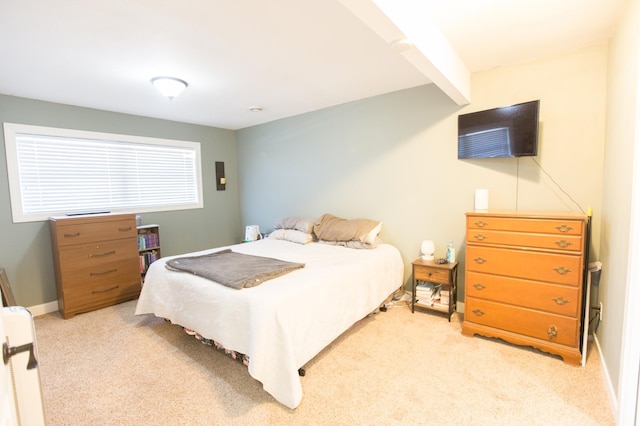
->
[139, 250, 159, 274]
[440, 288, 450, 305]
[415, 281, 442, 306]
[138, 233, 159, 250]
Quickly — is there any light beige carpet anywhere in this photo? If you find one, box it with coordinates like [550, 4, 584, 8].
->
[33, 299, 614, 425]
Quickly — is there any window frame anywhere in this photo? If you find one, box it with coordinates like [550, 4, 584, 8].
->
[3, 122, 204, 223]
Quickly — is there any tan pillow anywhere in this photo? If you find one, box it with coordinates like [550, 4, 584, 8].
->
[273, 217, 315, 234]
[313, 213, 383, 246]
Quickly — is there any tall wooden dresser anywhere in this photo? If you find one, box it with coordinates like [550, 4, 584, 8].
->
[49, 213, 141, 319]
[461, 211, 588, 365]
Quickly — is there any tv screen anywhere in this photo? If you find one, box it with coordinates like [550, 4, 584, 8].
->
[458, 100, 539, 159]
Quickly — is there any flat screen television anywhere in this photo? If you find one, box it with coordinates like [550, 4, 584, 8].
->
[458, 100, 539, 159]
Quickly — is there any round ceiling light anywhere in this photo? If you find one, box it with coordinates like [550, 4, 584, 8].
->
[151, 76, 188, 100]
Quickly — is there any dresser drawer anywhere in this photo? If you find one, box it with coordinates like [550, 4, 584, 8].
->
[467, 229, 583, 253]
[53, 218, 137, 247]
[467, 216, 584, 236]
[466, 271, 579, 316]
[414, 266, 450, 283]
[61, 273, 141, 312]
[58, 240, 138, 269]
[466, 246, 583, 286]
[465, 298, 578, 347]
[58, 260, 140, 290]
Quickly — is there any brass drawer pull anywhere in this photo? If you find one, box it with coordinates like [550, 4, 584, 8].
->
[473, 257, 487, 264]
[547, 325, 558, 339]
[119, 226, 132, 232]
[473, 234, 487, 241]
[64, 232, 80, 238]
[473, 283, 486, 290]
[553, 266, 571, 275]
[89, 268, 117, 276]
[474, 220, 488, 228]
[92, 285, 119, 294]
[472, 309, 485, 317]
[551, 296, 570, 305]
[555, 224, 573, 233]
[554, 240, 573, 249]
[89, 250, 116, 258]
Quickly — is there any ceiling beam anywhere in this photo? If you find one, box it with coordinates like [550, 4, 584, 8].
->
[339, 0, 471, 105]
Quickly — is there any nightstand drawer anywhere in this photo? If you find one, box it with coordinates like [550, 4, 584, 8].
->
[414, 266, 450, 283]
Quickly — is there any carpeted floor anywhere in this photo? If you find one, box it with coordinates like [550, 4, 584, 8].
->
[33, 299, 614, 425]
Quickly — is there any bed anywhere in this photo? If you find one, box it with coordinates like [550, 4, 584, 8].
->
[134, 215, 404, 408]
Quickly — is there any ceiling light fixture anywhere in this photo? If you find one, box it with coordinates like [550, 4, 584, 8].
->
[151, 76, 188, 100]
[249, 106, 264, 112]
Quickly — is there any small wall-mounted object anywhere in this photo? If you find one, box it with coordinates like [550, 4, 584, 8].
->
[215, 161, 226, 191]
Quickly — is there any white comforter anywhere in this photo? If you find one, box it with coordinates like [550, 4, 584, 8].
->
[135, 239, 404, 408]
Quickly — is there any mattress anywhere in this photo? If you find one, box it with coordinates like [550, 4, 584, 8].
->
[134, 238, 404, 408]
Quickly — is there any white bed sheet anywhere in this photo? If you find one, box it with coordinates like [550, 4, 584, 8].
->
[135, 239, 404, 408]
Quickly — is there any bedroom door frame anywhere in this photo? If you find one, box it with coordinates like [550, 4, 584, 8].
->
[617, 61, 640, 425]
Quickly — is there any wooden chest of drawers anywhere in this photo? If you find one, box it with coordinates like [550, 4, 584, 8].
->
[461, 211, 588, 365]
[49, 213, 141, 319]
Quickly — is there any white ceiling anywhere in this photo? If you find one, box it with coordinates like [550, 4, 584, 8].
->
[0, 0, 628, 130]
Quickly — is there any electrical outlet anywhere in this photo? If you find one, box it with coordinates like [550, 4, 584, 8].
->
[599, 302, 603, 321]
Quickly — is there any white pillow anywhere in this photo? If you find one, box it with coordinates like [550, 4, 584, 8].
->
[268, 229, 314, 244]
[364, 222, 383, 245]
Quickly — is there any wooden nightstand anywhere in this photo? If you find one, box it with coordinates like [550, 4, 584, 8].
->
[411, 259, 458, 321]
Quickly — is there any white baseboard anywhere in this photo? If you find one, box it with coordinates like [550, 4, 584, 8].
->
[27, 301, 59, 317]
[593, 332, 618, 424]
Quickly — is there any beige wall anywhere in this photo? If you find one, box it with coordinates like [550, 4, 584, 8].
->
[237, 45, 608, 298]
[468, 45, 607, 254]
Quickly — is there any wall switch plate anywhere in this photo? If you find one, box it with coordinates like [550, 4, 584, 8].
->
[599, 302, 603, 321]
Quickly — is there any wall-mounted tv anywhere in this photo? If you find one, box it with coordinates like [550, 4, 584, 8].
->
[458, 100, 540, 159]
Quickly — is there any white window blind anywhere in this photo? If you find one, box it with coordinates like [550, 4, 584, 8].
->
[458, 127, 511, 158]
[4, 123, 203, 223]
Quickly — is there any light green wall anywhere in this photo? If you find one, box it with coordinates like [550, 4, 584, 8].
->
[0, 95, 241, 307]
[237, 45, 608, 296]
[601, 0, 640, 409]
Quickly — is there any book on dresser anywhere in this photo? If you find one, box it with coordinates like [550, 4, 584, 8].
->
[461, 210, 589, 365]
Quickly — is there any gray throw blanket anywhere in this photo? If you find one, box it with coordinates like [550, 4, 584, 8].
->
[164, 249, 305, 289]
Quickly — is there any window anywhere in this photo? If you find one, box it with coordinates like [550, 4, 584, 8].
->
[3, 123, 203, 223]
